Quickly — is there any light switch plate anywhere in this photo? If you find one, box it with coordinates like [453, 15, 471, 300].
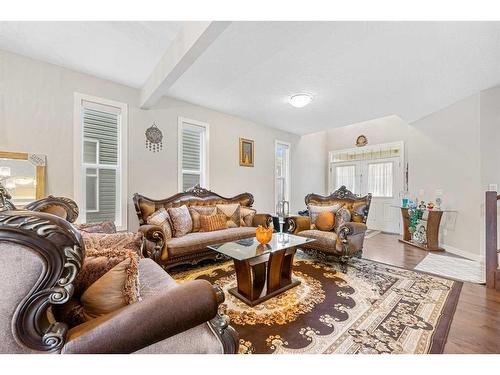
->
[435, 189, 443, 196]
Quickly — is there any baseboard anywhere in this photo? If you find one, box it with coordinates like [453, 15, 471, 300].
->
[441, 244, 484, 263]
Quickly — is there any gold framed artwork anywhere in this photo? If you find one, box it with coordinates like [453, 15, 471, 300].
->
[0, 151, 46, 206]
[239, 138, 254, 167]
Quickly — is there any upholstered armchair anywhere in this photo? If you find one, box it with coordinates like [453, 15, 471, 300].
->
[286, 186, 372, 262]
[0, 210, 238, 354]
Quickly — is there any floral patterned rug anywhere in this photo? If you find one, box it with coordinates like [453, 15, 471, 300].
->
[172, 252, 462, 354]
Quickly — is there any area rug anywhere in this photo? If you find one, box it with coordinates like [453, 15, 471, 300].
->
[172, 252, 462, 354]
[415, 253, 485, 284]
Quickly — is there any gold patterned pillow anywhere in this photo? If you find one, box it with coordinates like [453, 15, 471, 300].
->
[240, 207, 257, 227]
[146, 208, 173, 240]
[167, 205, 193, 237]
[199, 213, 227, 232]
[308, 204, 344, 226]
[189, 205, 217, 232]
[216, 203, 241, 228]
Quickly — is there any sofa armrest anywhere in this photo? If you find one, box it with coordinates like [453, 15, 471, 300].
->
[138, 224, 165, 262]
[252, 213, 273, 228]
[336, 222, 368, 259]
[62, 280, 220, 354]
[286, 216, 311, 234]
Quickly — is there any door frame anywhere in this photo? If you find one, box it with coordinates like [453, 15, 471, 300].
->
[327, 141, 405, 196]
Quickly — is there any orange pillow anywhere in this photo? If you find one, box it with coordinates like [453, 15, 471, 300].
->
[315, 211, 335, 231]
[200, 213, 228, 232]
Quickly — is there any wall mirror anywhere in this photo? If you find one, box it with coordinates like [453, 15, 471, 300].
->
[0, 151, 46, 206]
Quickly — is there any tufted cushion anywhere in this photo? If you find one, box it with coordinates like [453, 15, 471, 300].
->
[167, 205, 193, 237]
[315, 211, 335, 231]
[189, 205, 217, 232]
[216, 204, 241, 228]
[146, 208, 173, 240]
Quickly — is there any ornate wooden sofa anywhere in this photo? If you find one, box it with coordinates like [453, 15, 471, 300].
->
[133, 185, 272, 270]
[286, 186, 372, 262]
[0, 190, 238, 354]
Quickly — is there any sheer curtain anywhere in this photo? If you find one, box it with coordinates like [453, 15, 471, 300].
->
[368, 162, 393, 197]
[335, 165, 356, 193]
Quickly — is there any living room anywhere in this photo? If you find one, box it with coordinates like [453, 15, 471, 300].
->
[1, 1, 500, 373]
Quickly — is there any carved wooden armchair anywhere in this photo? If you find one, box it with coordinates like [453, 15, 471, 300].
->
[0, 210, 238, 354]
[286, 186, 372, 262]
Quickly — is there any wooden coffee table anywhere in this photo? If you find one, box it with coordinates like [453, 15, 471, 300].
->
[208, 233, 315, 306]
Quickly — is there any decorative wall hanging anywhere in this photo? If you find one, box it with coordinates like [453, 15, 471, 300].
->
[145, 122, 163, 152]
[239, 138, 254, 167]
[355, 135, 368, 147]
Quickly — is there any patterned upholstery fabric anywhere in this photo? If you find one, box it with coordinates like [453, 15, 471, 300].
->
[334, 207, 352, 233]
[308, 204, 343, 226]
[315, 211, 335, 231]
[189, 206, 217, 232]
[240, 207, 257, 227]
[76, 221, 117, 234]
[81, 232, 143, 257]
[146, 208, 173, 240]
[167, 205, 193, 237]
[296, 229, 339, 254]
[166, 227, 256, 256]
[216, 204, 241, 228]
[199, 213, 227, 232]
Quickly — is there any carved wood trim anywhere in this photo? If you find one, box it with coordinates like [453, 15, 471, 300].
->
[0, 211, 83, 352]
[133, 185, 255, 225]
[25, 196, 79, 223]
[208, 285, 239, 354]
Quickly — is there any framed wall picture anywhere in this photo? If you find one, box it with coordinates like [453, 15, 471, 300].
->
[239, 138, 254, 167]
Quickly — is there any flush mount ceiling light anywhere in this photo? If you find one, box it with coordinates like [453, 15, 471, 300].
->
[289, 93, 313, 108]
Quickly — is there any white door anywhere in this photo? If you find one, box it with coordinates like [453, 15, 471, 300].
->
[364, 159, 401, 233]
[330, 157, 402, 234]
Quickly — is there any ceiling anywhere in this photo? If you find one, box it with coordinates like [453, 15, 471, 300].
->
[0, 21, 183, 88]
[1, 21, 499, 135]
[168, 22, 500, 134]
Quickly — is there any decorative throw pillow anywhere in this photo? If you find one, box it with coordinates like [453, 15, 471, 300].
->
[216, 203, 241, 228]
[146, 207, 173, 240]
[82, 232, 143, 257]
[80, 252, 140, 321]
[334, 207, 352, 233]
[199, 213, 228, 232]
[315, 211, 335, 231]
[167, 205, 193, 237]
[308, 204, 344, 225]
[76, 221, 117, 234]
[189, 205, 217, 232]
[240, 207, 257, 227]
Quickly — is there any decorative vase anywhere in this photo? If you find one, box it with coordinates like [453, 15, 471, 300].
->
[255, 225, 273, 245]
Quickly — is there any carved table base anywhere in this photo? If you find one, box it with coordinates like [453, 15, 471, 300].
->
[229, 246, 300, 307]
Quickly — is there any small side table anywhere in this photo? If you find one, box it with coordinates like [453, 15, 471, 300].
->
[398, 207, 454, 251]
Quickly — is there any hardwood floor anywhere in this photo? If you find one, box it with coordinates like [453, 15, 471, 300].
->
[363, 233, 500, 354]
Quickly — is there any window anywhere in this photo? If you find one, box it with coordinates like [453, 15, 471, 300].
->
[74, 93, 127, 230]
[335, 165, 356, 193]
[275, 141, 291, 210]
[368, 162, 393, 197]
[178, 117, 209, 192]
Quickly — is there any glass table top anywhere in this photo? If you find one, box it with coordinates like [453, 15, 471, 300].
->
[207, 233, 315, 261]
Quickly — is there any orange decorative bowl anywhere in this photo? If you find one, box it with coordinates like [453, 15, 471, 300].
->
[255, 225, 273, 245]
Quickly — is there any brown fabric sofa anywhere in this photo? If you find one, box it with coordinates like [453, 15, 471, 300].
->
[0, 209, 238, 354]
[133, 185, 272, 269]
[286, 186, 372, 262]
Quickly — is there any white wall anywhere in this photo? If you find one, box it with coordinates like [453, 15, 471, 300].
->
[0, 50, 300, 232]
